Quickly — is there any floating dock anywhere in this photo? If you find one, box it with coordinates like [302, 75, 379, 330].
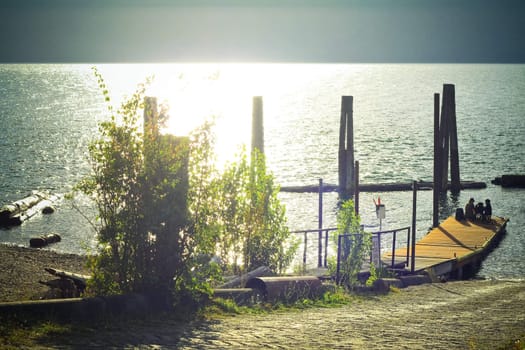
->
[280, 180, 486, 193]
[384, 216, 509, 280]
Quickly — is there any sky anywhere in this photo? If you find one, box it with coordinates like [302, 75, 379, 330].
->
[1, 0, 524, 63]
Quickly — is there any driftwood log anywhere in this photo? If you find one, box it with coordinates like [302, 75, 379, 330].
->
[0, 191, 59, 226]
[42, 267, 90, 297]
[30, 233, 61, 248]
[39, 278, 79, 298]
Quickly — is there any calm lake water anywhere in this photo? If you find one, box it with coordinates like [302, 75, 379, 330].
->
[1, 63, 524, 278]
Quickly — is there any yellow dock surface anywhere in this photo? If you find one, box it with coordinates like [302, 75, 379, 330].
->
[384, 216, 508, 276]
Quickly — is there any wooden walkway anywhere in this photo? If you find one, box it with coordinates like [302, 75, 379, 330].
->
[384, 216, 509, 279]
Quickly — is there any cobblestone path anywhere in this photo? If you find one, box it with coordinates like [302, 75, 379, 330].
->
[45, 280, 524, 349]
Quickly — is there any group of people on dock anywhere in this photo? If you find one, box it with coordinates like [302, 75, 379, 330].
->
[464, 197, 492, 222]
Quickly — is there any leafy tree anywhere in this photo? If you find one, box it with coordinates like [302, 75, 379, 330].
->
[215, 147, 297, 274]
[334, 199, 371, 289]
[187, 120, 221, 259]
[80, 70, 296, 306]
[213, 148, 248, 272]
[79, 73, 148, 295]
[242, 149, 297, 273]
[79, 71, 213, 304]
[189, 133, 297, 275]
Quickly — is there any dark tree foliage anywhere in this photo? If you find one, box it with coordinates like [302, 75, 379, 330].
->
[79, 71, 212, 303]
[79, 71, 296, 306]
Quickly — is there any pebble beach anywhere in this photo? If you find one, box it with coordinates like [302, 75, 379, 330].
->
[0, 244, 88, 302]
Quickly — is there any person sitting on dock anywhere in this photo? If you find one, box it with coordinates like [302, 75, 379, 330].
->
[475, 202, 485, 220]
[465, 198, 476, 220]
[483, 199, 492, 222]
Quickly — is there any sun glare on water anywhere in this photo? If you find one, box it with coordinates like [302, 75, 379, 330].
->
[98, 63, 271, 165]
[97, 63, 336, 167]
[156, 64, 258, 165]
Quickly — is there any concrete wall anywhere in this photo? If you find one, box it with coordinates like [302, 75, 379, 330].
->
[0, 293, 172, 322]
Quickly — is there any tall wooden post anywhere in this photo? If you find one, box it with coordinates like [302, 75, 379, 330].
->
[318, 178, 323, 268]
[439, 84, 461, 193]
[144, 96, 189, 230]
[439, 91, 450, 192]
[345, 97, 354, 195]
[338, 98, 347, 194]
[411, 181, 417, 273]
[143, 97, 159, 170]
[251, 96, 264, 155]
[446, 84, 460, 193]
[338, 96, 354, 198]
[433, 93, 440, 227]
[143, 97, 159, 139]
[354, 160, 360, 216]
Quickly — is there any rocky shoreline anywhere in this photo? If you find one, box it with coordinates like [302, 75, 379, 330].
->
[0, 244, 88, 302]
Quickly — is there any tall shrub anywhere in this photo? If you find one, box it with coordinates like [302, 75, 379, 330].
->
[81, 70, 297, 301]
[188, 136, 297, 275]
[215, 148, 297, 274]
[79, 72, 212, 303]
[243, 149, 297, 273]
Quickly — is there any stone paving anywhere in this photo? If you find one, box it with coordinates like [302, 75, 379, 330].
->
[40, 279, 525, 349]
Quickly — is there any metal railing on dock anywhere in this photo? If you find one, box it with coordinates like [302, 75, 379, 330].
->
[334, 227, 410, 284]
[291, 227, 338, 268]
[371, 226, 411, 269]
[294, 225, 411, 273]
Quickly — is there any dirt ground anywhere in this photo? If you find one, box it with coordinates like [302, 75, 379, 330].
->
[0, 244, 88, 302]
[1, 244, 524, 349]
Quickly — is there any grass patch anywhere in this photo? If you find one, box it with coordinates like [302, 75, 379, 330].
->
[203, 286, 356, 319]
[1, 311, 197, 349]
[0, 317, 71, 349]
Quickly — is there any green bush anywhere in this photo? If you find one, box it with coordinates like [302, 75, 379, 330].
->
[333, 199, 371, 290]
[79, 71, 296, 307]
[79, 71, 214, 304]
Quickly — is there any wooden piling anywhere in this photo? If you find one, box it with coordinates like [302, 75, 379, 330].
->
[338, 99, 347, 194]
[411, 181, 417, 273]
[143, 96, 159, 170]
[433, 93, 440, 227]
[354, 160, 360, 216]
[338, 96, 354, 197]
[143, 97, 159, 138]
[345, 97, 354, 195]
[318, 178, 323, 267]
[143, 97, 190, 227]
[446, 84, 460, 192]
[251, 96, 264, 155]
[438, 84, 460, 193]
[439, 91, 449, 192]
